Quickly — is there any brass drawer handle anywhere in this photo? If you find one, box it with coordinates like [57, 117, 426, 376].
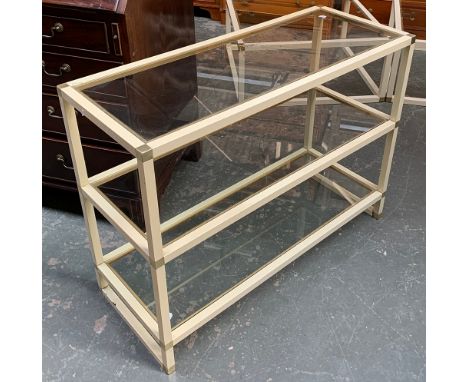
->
[43, 22, 64, 38]
[56, 154, 74, 170]
[47, 106, 63, 119]
[42, 61, 71, 77]
[403, 11, 416, 21]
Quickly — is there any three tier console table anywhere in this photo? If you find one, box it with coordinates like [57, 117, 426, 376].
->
[58, 5, 415, 374]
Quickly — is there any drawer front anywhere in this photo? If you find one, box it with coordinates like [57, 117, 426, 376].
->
[42, 52, 124, 95]
[349, 0, 393, 24]
[42, 93, 130, 143]
[42, 137, 138, 193]
[42, 15, 110, 54]
[401, 7, 425, 29]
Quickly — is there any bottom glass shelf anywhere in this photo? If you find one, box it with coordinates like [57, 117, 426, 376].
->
[108, 162, 374, 328]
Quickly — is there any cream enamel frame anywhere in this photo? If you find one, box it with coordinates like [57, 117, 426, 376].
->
[57, 5, 415, 374]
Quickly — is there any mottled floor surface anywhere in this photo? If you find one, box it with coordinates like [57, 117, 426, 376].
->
[42, 17, 426, 382]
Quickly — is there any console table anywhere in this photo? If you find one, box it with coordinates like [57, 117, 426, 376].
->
[58, 5, 415, 373]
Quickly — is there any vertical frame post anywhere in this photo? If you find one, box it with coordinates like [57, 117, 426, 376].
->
[340, 0, 351, 39]
[137, 157, 175, 373]
[225, 0, 245, 101]
[225, 7, 240, 98]
[59, 93, 107, 289]
[225, 6, 232, 34]
[238, 44, 246, 102]
[378, 3, 395, 99]
[373, 42, 415, 217]
[304, 15, 325, 150]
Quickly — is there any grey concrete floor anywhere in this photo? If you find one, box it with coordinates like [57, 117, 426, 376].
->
[42, 17, 425, 382]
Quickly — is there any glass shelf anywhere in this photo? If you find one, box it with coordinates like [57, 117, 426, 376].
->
[57, 4, 414, 373]
[109, 164, 373, 327]
[98, 94, 383, 231]
[82, 14, 397, 145]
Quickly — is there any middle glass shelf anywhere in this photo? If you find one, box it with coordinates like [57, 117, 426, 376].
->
[98, 93, 387, 328]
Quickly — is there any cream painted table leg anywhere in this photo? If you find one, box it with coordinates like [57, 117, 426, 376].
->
[379, 3, 395, 99]
[304, 15, 325, 150]
[373, 43, 415, 218]
[59, 95, 108, 289]
[137, 157, 175, 373]
[225, 8, 240, 98]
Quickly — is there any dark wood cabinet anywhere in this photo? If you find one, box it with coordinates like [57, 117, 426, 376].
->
[42, 0, 200, 227]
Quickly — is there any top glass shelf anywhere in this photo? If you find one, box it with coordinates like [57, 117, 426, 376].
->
[67, 6, 408, 149]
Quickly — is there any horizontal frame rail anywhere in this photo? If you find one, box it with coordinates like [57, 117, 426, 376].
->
[228, 37, 391, 51]
[82, 184, 149, 259]
[59, 86, 144, 155]
[396, 95, 426, 107]
[147, 36, 410, 160]
[201, 87, 381, 107]
[163, 121, 394, 262]
[89, 158, 138, 187]
[98, 263, 160, 343]
[103, 242, 135, 264]
[281, 95, 380, 107]
[171, 191, 382, 344]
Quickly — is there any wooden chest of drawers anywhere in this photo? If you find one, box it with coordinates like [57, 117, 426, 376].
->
[42, 0, 199, 227]
[400, 0, 425, 40]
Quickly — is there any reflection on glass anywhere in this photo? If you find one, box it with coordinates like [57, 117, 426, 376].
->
[98, 13, 390, 328]
[311, 91, 382, 155]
